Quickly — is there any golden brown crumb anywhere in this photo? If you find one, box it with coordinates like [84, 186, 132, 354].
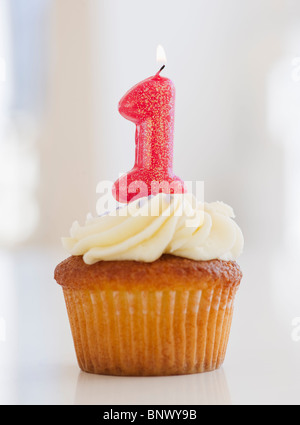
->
[54, 254, 242, 291]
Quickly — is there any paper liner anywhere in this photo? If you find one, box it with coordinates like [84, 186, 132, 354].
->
[63, 286, 237, 376]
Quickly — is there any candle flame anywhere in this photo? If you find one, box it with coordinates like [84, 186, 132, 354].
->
[156, 45, 167, 65]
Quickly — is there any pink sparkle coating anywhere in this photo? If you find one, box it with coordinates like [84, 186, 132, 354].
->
[113, 69, 186, 203]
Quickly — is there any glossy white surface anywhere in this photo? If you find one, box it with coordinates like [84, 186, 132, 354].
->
[0, 246, 300, 405]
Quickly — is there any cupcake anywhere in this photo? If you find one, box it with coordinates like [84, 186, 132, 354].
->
[55, 193, 243, 375]
[55, 62, 243, 375]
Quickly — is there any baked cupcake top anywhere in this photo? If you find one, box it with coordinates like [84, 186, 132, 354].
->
[62, 193, 243, 265]
[55, 254, 242, 290]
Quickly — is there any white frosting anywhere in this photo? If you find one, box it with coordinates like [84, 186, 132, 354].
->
[62, 193, 243, 265]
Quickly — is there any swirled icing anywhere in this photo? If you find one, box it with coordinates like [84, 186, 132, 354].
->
[62, 193, 243, 265]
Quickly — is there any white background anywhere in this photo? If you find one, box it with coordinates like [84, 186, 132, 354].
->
[0, 0, 300, 405]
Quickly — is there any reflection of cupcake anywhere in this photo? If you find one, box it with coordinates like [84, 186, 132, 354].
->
[55, 194, 243, 375]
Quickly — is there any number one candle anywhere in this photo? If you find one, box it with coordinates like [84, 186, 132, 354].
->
[112, 46, 186, 203]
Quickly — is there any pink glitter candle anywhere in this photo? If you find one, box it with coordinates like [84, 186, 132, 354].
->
[113, 65, 186, 203]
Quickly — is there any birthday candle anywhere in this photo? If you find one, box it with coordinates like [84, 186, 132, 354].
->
[113, 46, 185, 203]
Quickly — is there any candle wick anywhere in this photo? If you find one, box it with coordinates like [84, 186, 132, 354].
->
[155, 65, 165, 77]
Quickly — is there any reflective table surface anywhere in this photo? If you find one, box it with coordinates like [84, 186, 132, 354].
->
[0, 246, 299, 405]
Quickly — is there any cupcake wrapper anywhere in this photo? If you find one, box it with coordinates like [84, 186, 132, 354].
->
[63, 286, 237, 376]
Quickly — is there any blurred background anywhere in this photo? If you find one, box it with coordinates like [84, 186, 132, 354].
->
[0, 0, 300, 404]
